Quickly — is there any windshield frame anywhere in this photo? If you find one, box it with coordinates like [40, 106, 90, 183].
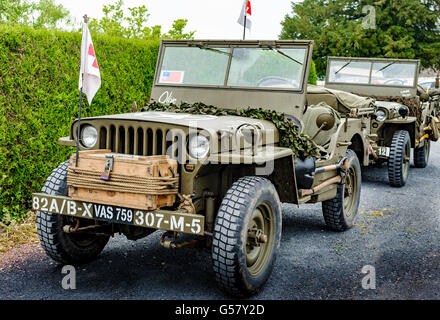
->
[325, 56, 420, 90]
[154, 40, 312, 93]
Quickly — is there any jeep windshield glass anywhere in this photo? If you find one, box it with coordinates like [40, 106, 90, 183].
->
[328, 61, 371, 84]
[371, 62, 416, 86]
[327, 59, 418, 87]
[227, 48, 307, 89]
[157, 45, 308, 90]
[158, 46, 231, 86]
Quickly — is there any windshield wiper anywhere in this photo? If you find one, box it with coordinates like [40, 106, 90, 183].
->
[334, 61, 352, 74]
[267, 47, 303, 66]
[194, 44, 230, 56]
[375, 62, 395, 73]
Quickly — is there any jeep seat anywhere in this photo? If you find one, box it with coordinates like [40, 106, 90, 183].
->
[307, 85, 374, 113]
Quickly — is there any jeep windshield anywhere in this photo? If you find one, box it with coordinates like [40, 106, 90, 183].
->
[156, 43, 308, 90]
[326, 58, 418, 88]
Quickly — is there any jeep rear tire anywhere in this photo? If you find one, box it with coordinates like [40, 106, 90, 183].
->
[212, 177, 282, 297]
[388, 130, 411, 187]
[322, 149, 361, 231]
[414, 139, 430, 168]
[36, 161, 110, 264]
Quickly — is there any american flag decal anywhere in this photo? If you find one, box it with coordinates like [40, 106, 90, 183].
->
[160, 70, 184, 84]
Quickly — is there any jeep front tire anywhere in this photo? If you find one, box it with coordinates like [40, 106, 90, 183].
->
[388, 130, 411, 187]
[212, 177, 282, 297]
[36, 161, 109, 264]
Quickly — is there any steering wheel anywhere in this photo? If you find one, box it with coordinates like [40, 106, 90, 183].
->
[383, 79, 405, 85]
[256, 76, 298, 88]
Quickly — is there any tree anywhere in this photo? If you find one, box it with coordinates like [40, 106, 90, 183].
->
[0, 0, 72, 29]
[164, 19, 195, 40]
[32, 0, 72, 29]
[280, 0, 440, 77]
[0, 0, 34, 26]
[89, 0, 195, 40]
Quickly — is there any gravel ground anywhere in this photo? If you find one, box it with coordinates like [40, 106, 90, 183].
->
[1, 143, 439, 300]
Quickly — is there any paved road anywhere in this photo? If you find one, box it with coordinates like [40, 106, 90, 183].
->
[1, 144, 439, 300]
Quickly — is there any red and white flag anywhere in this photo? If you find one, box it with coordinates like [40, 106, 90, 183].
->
[79, 20, 101, 105]
[237, 0, 252, 30]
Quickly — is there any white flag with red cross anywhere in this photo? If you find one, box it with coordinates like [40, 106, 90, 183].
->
[237, 0, 252, 30]
[79, 20, 101, 105]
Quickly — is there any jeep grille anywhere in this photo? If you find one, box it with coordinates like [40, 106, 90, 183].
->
[74, 121, 186, 158]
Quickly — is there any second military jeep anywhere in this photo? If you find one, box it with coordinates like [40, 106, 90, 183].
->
[324, 56, 440, 187]
[32, 40, 375, 297]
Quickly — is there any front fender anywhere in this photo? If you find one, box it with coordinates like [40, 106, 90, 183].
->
[206, 146, 293, 165]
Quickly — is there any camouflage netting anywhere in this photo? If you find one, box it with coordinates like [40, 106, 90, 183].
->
[356, 94, 422, 123]
[141, 101, 320, 158]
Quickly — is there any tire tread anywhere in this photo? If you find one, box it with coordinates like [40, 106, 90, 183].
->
[388, 130, 410, 187]
[212, 177, 280, 297]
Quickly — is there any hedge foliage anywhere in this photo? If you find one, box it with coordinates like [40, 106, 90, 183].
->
[0, 26, 159, 220]
[0, 26, 318, 220]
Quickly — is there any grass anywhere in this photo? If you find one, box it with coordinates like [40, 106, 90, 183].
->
[0, 211, 39, 255]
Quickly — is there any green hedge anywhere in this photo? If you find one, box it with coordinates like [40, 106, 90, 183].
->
[308, 60, 317, 85]
[0, 26, 159, 220]
[0, 27, 317, 220]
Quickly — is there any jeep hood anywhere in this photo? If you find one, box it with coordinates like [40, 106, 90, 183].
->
[374, 101, 406, 109]
[81, 111, 279, 141]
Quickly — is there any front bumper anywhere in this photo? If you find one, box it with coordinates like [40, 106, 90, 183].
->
[58, 136, 76, 147]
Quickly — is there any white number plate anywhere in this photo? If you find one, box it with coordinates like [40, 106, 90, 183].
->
[377, 146, 390, 157]
[32, 193, 204, 235]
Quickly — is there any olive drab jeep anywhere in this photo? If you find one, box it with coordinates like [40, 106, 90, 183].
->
[32, 40, 374, 297]
[324, 56, 440, 187]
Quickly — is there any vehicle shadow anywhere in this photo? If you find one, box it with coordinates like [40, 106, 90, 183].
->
[56, 205, 332, 299]
[71, 232, 224, 299]
[360, 164, 390, 185]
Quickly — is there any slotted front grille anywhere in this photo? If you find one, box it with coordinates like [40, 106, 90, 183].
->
[74, 120, 186, 158]
[99, 125, 169, 155]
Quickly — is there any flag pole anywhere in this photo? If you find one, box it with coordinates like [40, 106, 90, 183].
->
[76, 77, 83, 167]
[243, 15, 246, 40]
[76, 14, 87, 167]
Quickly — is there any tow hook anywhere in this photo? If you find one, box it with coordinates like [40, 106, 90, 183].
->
[63, 220, 80, 233]
[159, 231, 201, 249]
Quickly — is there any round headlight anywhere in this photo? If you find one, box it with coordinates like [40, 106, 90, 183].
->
[376, 110, 387, 122]
[81, 125, 98, 148]
[188, 135, 210, 159]
[398, 106, 409, 118]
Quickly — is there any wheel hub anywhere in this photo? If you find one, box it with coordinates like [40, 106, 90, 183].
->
[245, 203, 274, 277]
[247, 227, 268, 247]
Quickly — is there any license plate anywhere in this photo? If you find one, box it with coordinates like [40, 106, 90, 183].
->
[31, 193, 204, 236]
[377, 146, 390, 157]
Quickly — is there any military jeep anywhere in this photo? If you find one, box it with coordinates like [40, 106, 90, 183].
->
[32, 40, 374, 297]
[324, 56, 440, 187]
